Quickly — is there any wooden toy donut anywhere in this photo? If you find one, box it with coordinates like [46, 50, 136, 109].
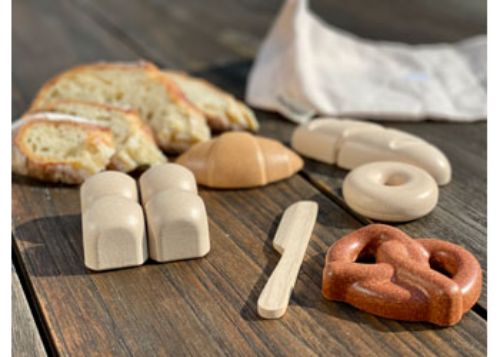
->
[342, 161, 438, 222]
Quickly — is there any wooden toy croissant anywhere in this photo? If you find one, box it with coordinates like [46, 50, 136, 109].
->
[176, 132, 303, 188]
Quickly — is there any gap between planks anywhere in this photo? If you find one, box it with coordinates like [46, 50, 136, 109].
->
[12, 241, 58, 356]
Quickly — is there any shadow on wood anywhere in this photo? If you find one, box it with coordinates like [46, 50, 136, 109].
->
[13, 214, 86, 277]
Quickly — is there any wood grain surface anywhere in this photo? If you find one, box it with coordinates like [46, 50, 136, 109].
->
[12, 266, 46, 357]
[12, 0, 487, 355]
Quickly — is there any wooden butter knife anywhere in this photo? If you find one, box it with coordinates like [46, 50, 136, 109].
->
[257, 200, 318, 319]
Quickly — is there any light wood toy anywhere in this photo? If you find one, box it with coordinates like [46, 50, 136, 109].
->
[80, 170, 138, 213]
[140, 163, 210, 262]
[343, 161, 439, 222]
[80, 171, 147, 271]
[139, 163, 197, 204]
[257, 201, 318, 319]
[291, 118, 382, 164]
[176, 132, 303, 189]
[291, 118, 451, 185]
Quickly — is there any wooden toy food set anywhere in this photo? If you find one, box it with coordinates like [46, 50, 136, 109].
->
[74, 118, 481, 326]
[12, 61, 484, 348]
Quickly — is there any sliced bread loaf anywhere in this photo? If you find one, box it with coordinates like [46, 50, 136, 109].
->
[162, 71, 259, 132]
[12, 113, 115, 184]
[29, 61, 210, 152]
[35, 99, 167, 172]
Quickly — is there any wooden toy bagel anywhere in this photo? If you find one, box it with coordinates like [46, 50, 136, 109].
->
[342, 161, 439, 222]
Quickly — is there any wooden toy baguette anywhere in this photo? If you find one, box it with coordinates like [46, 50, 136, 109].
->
[29, 61, 210, 152]
[34, 99, 166, 172]
[163, 70, 259, 132]
[12, 113, 115, 184]
[291, 118, 451, 185]
[176, 132, 303, 188]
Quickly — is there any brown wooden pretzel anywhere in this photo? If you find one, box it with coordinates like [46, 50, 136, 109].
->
[322, 224, 482, 326]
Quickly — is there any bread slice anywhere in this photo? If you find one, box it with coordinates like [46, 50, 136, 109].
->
[12, 113, 116, 184]
[29, 61, 210, 152]
[34, 99, 167, 172]
[162, 71, 259, 132]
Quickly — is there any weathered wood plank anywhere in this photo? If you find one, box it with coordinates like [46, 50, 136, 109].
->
[12, 0, 140, 119]
[12, 265, 47, 357]
[77, 0, 487, 70]
[12, 175, 487, 356]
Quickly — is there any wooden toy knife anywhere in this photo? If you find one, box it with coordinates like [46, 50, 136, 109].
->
[257, 201, 318, 319]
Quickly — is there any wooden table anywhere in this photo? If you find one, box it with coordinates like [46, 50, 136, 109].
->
[12, 0, 487, 355]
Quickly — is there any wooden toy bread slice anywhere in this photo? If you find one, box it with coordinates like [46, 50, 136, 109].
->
[144, 189, 210, 262]
[34, 99, 166, 172]
[12, 113, 115, 184]
[29, 61, 210, 152]
[139, 163, 197, 205]
[163, 71, 259, 132]
[80, 171, 138, 213]
[176, 132, 303, 188]
[82, 195, 147, 271]
[80, 171, 147, 271]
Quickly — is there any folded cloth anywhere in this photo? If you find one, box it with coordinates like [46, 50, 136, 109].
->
[246, 0, 487, 123]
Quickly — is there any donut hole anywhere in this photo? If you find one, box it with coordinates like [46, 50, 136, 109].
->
[383, 172, 410, 186]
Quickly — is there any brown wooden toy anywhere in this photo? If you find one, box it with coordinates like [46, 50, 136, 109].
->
[176, 132, 303, 189]
[322, 224, 482, 326]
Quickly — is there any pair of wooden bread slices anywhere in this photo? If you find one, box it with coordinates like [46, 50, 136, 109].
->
[13, 61, 259, 184]
[81, 165, 209, 271]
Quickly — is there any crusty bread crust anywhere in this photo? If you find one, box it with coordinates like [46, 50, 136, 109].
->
[29, 61, 159, 111]
[31, 99, 167, 172]
[12, 117, 115, 184]
[29, 98, 141, 117]
[163, 70, 259, 132]
[29, 61, 211, 152]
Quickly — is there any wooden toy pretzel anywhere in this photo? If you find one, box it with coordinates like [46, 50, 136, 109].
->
[322, 224, 482, 326]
